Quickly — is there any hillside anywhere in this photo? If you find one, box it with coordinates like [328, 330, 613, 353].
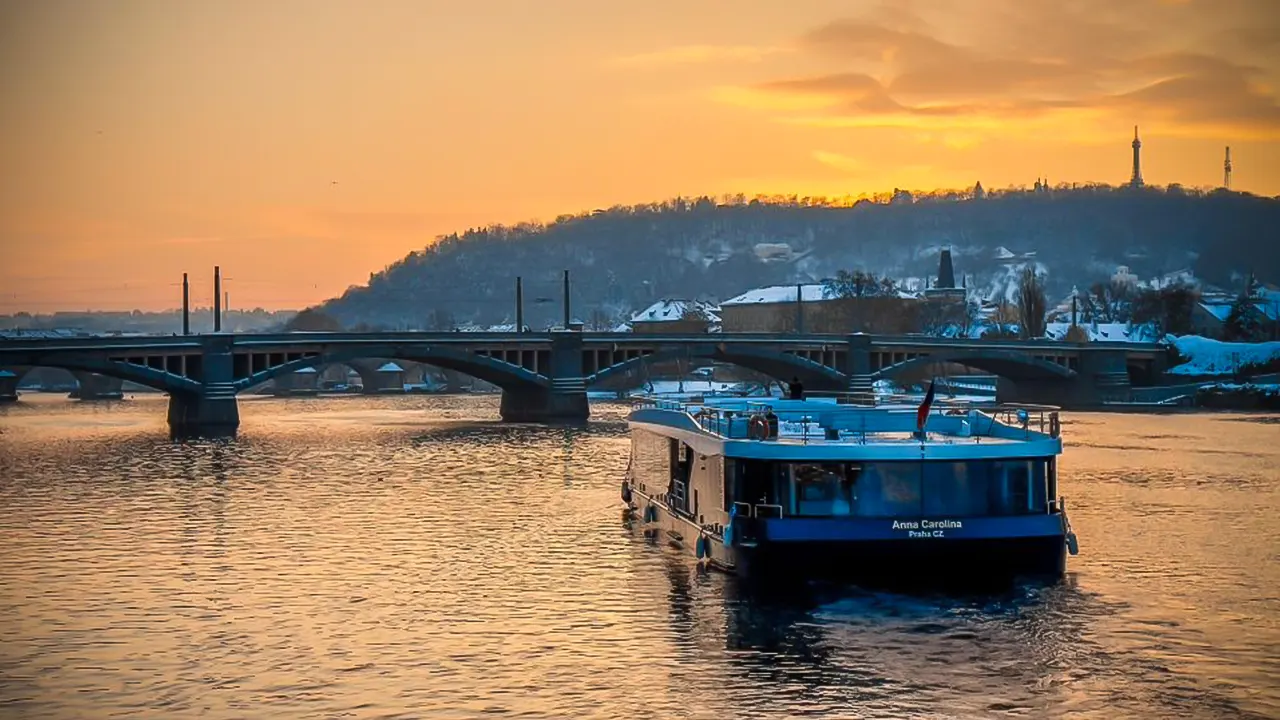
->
[316, 186, 1280, 331]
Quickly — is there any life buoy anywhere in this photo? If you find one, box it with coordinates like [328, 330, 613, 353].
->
[748, 414, 769, 440]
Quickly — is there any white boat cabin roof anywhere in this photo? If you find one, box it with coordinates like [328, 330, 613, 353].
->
[627, 396, 1063, 461]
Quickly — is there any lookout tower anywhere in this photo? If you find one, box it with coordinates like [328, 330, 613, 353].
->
[1129, 126, 1143, 188]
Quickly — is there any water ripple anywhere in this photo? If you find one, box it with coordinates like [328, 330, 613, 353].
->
[0, 396, 1276, 719]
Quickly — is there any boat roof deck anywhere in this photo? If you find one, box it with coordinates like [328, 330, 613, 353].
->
[629, 395, 1062, 448]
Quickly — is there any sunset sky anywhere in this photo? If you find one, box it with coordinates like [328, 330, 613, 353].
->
[2, 0, 1277, 313]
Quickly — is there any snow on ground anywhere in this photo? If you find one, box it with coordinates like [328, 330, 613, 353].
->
[1169, 336, 1280, 375]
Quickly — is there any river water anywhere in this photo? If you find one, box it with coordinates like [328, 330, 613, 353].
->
[1, 394, 1277, 719]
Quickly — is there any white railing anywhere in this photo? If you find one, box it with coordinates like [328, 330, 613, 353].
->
[633, 395, 1062, 441]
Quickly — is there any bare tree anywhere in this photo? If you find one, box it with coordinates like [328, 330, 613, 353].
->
[1016, 267, 1048, 339]
[824, 270, 881, 298]
[987, 301, 1020, 338]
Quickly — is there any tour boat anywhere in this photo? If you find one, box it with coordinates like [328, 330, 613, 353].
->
[621, 389, 1078, 584]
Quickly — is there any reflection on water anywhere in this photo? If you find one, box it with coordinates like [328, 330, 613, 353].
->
[0, 394, 1277, 719]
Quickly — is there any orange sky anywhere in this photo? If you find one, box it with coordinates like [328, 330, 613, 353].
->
[2, 0, 1278, 313]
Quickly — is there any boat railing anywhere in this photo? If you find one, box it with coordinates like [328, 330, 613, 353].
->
[632, 395, 1061, 441]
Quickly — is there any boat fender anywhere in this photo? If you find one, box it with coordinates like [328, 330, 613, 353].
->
[748, 414, 769, 440]
[644, 505, 657, 523]
[695, 536, 705, 559]
[1066, 532, 1079, 556]
[723, 505, 736, 547]
[620, 481, 632, 504]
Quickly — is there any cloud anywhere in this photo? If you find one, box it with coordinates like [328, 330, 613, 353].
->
[812, 150, 864, 174]
[713, 2, 1280, 141]
[609, 44, 789, 69]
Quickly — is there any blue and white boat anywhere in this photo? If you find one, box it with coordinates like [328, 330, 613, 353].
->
[622, 391, 1079, 584]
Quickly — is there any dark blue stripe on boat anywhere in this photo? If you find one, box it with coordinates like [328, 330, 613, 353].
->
[758, 514, 1064, 542]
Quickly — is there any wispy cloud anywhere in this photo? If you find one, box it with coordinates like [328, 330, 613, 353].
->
[609, 44, 790, 69]
[812, 150, 864, 174]
[711, 1, 1280, 140]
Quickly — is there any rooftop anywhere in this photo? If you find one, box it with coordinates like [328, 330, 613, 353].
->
[630, 299, 720, 323]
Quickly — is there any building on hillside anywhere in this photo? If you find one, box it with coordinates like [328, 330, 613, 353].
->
[718, 283, 922, 334]
[924, 248, 967, 302]
[628, 299, 720, 334]
[1191, 288, 1280, 340]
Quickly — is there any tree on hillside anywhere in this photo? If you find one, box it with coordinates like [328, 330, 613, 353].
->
[427, 307, 455, 331]
[1086, 280, 1134, 323]
[311, 187, 1279, 331]
[918, 298, 979, 337]
[1131, 283, 1199, 336]
[825, 270, 883, 298]
[1016, 267, 1048, 339]
[284, 308, 343, 332]
[987, 302, 1020, 338]
[1224, 296, 1263, 341]
[587, 308, 615, 331]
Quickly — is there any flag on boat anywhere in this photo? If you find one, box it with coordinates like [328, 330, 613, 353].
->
[916, 380, 936, 432]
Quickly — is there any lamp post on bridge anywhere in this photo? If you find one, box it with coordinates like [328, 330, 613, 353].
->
[182, 273, 190, 335]
[563, 269, 571, 330]
[213, 266, 222, 333]
[516, 276, 524, 333]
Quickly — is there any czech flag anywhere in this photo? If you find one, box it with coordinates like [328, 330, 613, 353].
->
[916, 380, 936, 432]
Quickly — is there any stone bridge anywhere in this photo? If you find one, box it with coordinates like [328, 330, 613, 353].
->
[0, 331, 1168, 435]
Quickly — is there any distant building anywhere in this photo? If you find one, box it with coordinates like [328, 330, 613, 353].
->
[629, 299, 719, 334]
[1112, 265, 1139, 289]
[1191, 287, 1279, 340]
[924, 248, 966, 302]
[719, 283, 921, 334]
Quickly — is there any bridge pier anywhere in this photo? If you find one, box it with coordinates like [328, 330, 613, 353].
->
[997, 349, 1132, 407]
[0, 370, 17, 402]
[844, 335, 875, 405]
[499, 387, 589, 423]
[500, 333, 589, 423]
[167, 392, 239, 437]
[70, 372, 125, 400]
[168, 336, 240, 437]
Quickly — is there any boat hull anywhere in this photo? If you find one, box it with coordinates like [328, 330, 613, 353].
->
[732, 536, 1066, 585]
[630, 491, 1068, 586]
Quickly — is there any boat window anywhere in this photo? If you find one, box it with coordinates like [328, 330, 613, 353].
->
[853, 462, 923, 517]
[988, 460, 1049, 515]
[923, 461, 990, 516]
[789, 463, 855, 516]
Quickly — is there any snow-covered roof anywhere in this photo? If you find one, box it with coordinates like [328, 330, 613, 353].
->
[377, 362, 404, 373]
[0, 370, 16, 378]
[1198, 295, 1280, 323]
[611, 321, 633, 333]
[294, 367, 318, 374]
[1043, 322, 1161, 343]
[630, 299, 720, 323]
[0, 328, 94, 339]
[1197, 300, 1234, 323]
[722, 284, 833, 306]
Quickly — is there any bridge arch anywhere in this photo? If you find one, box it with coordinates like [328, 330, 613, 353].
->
[2, 355, 202, 395]
[586, 343, 847, 390]
[232, 345, 549, 394]
[871, 349, 1076, 383]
